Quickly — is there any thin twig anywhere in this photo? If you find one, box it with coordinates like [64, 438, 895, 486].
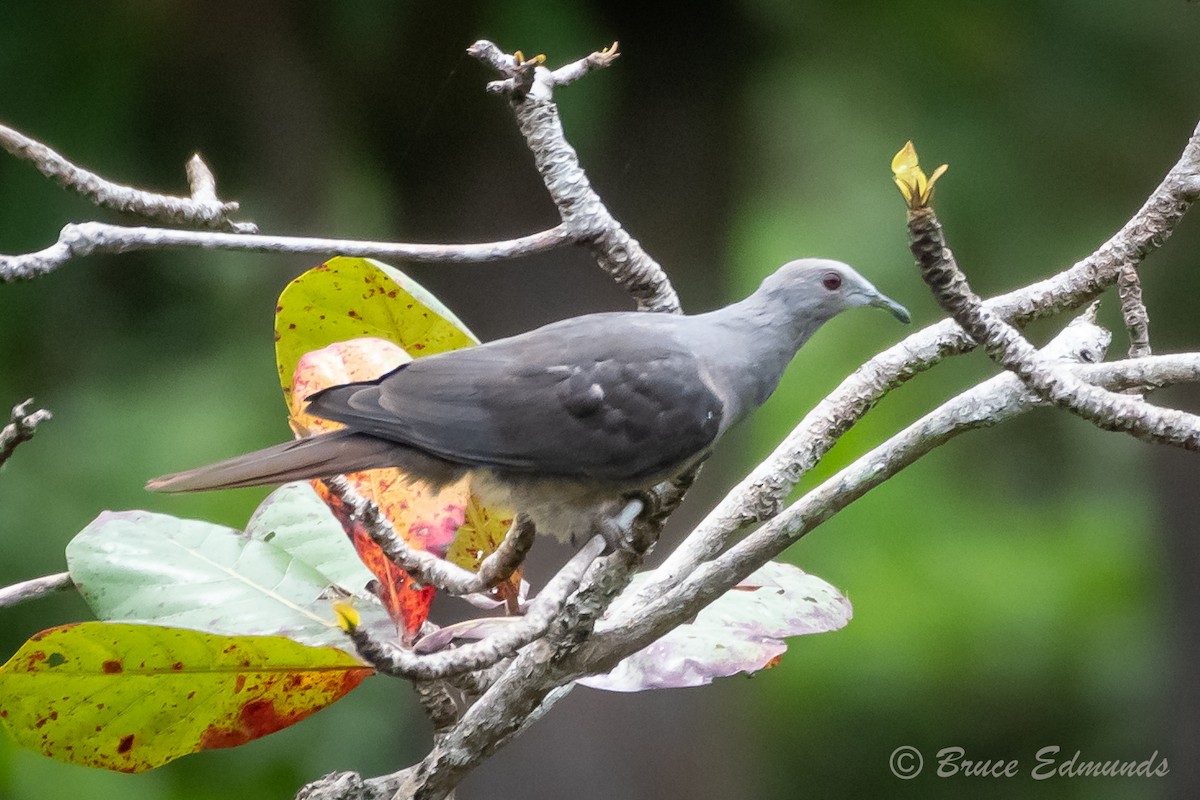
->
[469, 39, 680, 314]
[0, 571, 74, 608]
[546, 42, 621, 88]
[0, 123, 250, 232]
[320, 476, 532, 597]
[1117, 265, 1153, 359]
[346, 537, 606, 681]
[0, 221, 575, 283]
[0, 399, 52, 468]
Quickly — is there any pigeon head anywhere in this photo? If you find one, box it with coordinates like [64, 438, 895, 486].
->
[762, 258, 911, 326]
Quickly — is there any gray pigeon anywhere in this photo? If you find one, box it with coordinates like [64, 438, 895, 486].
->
[149, 259, 909, 545]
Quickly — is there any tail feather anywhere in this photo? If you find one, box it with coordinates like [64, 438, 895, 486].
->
[146, 430, 403, 492]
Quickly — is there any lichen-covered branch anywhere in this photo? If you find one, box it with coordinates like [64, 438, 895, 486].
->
[648, 115, 1200, 592]
[468, 40, 680, 314]
[0, 123, 251, 232]
[907, 204, 1200, 450]
[0, 220, 575, 283]
[344, 536, 605, 682]
[394, 538, 650, 800]
[0, 399, 52, 468]
[1117, 266, 1153, 359]
[314, 495, 669, 800]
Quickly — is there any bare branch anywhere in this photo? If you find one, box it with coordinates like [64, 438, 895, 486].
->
[351, 495, 665, 799]
[396, 538, 648, 799]
[594, 316, 1200, 673]
[696, 346, 1200, 604]
[0, 571, 73, 608]
[469, 40, 680, 314]
[649, 115, 1200, 590]
[0, 123, 251, 232]
[345, 536, 606, 682]
[0, 221, 575, 283]
[1117, 265, 1153, 359]
[907, 204, 1200, 450]
[319, 476, 532, 597]
[546, 41, 621, 88]
[0, 399, 52, 468]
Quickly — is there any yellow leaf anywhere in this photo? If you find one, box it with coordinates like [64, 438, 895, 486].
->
[332, 601, 360, 632]
[0, 623, 371, 773]
[891, 140, 919, 173]
[891, 141, 948, 210]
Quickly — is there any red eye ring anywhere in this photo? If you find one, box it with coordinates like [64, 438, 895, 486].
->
[822, 272, 843, 291]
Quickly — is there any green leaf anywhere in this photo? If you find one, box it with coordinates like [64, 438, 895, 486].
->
[0, 622, 372, 772]
[274, 256, 478, 406]
[245, 481, 377, 594]
[65, 509, 386, 649]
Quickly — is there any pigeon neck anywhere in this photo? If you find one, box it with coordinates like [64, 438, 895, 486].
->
[739, 280, 831, 352]
[698, 285, 830, 427]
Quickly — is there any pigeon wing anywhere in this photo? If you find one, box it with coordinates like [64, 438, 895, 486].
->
[305, 314, 725, 482]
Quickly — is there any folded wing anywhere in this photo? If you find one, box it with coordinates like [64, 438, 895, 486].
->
[307, 314, 726, 483]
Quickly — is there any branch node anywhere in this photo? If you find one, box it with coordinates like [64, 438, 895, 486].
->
[0, 398, 52, 469]
[185, 154, 219, 204]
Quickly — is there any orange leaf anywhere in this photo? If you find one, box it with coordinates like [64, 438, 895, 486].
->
[447, 497, 522, 609]
[291, 338, 472, 640]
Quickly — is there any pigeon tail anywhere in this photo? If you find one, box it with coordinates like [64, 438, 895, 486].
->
[146, 429, 409, 492]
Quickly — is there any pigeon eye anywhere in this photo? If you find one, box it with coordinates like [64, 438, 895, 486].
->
[822, 272, 843, 291]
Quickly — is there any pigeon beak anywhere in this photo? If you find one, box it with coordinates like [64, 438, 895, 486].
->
[867, 292, 912, 324]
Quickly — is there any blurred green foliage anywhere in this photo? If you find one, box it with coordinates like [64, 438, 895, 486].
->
[2, 2, 1198, 799]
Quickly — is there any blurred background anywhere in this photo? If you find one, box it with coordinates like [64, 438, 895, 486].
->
[2, 1, 1199, 798]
